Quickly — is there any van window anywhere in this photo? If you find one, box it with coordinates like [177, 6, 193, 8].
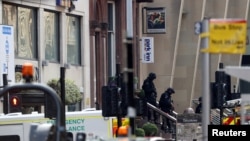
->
[0, 135, 20, 141]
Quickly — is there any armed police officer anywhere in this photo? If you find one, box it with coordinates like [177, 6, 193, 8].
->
[142, 72, 158, 123]
[159, 87, 175, 132]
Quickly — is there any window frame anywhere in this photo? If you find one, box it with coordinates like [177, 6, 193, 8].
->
[2, 3, 38, 60]
[66, 14, 81, 66]
[44, 10, 60, 63]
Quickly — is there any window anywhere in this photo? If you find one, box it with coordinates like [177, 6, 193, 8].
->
[44, 10, 60, 62]
[107, 2, 116, 77]
[66, 15, 81, 65]
[3, 4, 37, 59]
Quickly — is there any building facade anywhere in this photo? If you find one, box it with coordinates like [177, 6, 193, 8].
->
[89, 0, 141, 109]
[139, 0, 250, 112]
[0, 0, 90, 112]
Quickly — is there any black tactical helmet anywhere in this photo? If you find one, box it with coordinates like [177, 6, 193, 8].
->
[166, 87, 175, 94]
[148, 72, 156, 79]
[199, 97, 202, 102]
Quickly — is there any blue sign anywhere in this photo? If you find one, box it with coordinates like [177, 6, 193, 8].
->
[56, 0, 77, 6]
[2, 26, 11, 35]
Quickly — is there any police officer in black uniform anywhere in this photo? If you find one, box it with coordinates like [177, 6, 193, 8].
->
[159, 87, 175, 131]
[142, 72, 158, 122]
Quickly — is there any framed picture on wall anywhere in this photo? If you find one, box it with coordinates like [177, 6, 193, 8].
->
[143, 7, 166, 34]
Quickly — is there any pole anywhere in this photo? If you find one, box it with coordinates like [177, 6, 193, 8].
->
[220, 89, 223, 125]
[3, 74, 8, 114]
[201, 18, 210, 141]
[116, 64, 122, 132]
[60, 67, 67, 140]
[125, 38, 135, 136]
[126, 0, 135, 136]
[60, 67, 66, 128]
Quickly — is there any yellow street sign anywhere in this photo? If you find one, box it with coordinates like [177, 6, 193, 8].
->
[201, 19, 247, 54]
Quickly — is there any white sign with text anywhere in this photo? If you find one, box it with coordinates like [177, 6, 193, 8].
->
[0, 25, 15, 85]
[141, 37, 154, 63]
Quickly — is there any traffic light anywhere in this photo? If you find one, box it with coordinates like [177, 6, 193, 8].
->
[102, 86, 118, 117]
[211, 63, 231, 109]
[215, 70, 231, 100]
[211, 82, 227, 109]
[9, 94, 22, 113]
[216, 63, 232, 99]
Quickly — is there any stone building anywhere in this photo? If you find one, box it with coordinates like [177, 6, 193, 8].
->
[0, 0, 90, 112]
[139, 0, 250, 112]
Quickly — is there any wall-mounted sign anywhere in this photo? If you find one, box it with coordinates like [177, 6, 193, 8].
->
[0, 25, 14, 85]
[141, 37, 154, 63]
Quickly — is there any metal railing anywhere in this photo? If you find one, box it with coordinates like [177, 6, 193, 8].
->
[147, 102, 177, 140]
[147, 103, 177, 122]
